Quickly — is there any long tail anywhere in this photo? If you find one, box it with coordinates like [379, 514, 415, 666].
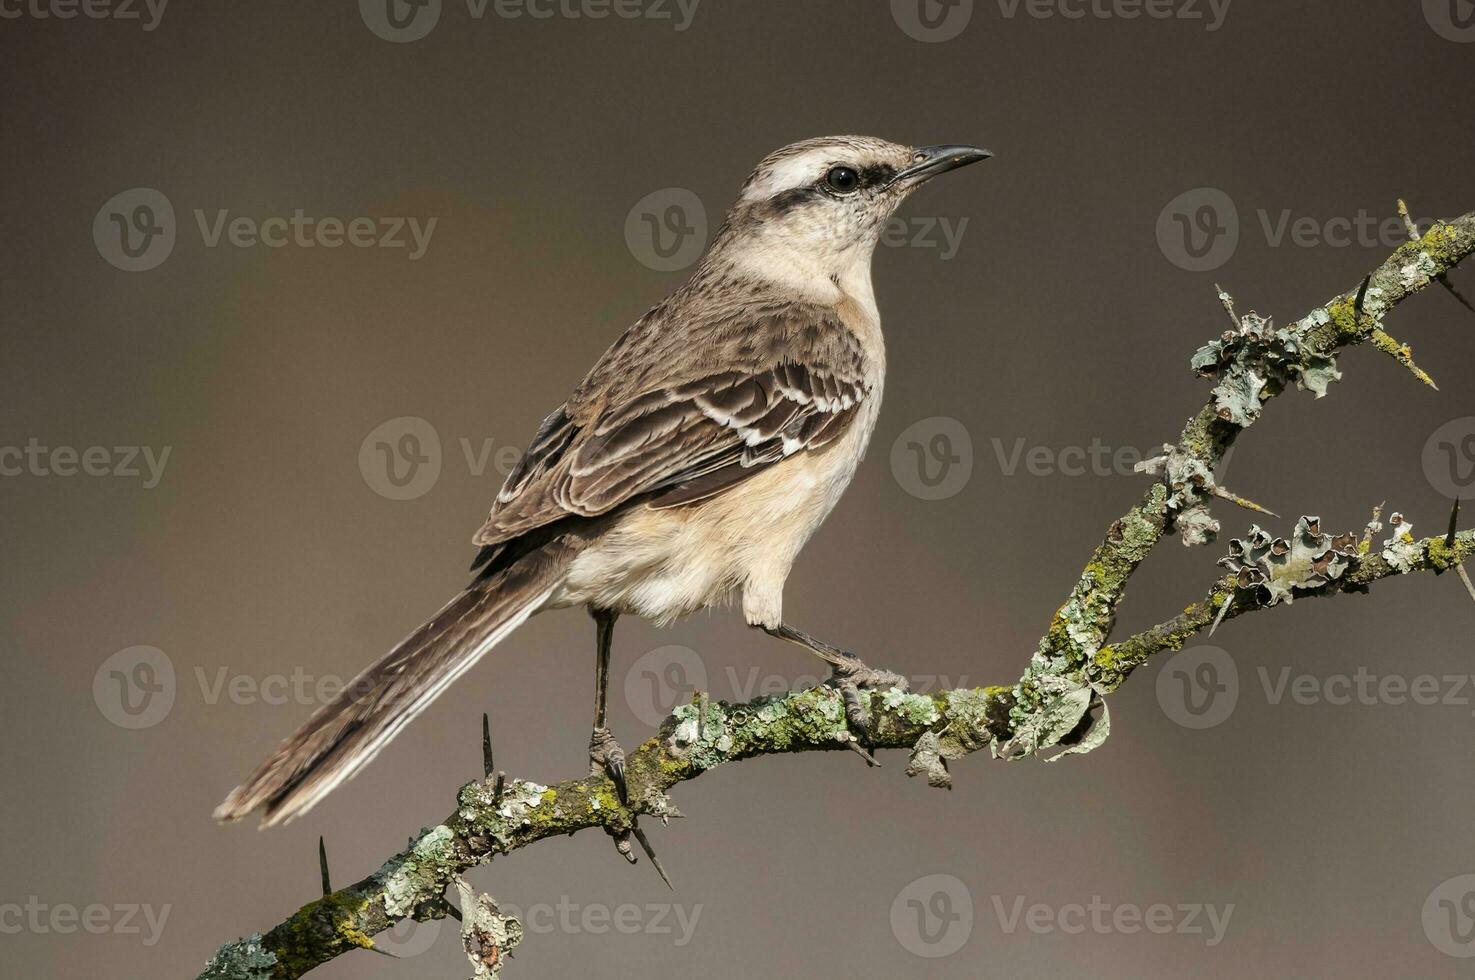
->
[214, 542, 572, 828]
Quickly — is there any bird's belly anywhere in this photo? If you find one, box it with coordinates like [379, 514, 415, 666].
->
[550, 424, 872, 626]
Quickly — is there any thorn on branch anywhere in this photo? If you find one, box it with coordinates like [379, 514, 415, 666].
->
[1354, 274, 1373, 320]
[842, 734, 880, 767]
[482, 713, 494, 778]
[1209, 484, 1280, 519]
[1399, 199, 1420, 240]
[1438, 273, 1475, 314]
[1208, 585, 1236, 637]
[1369, 328, 1439, 390]
[318, 836, 331, 897]
[630, 821, 674, 890]
[1215, 283, 1241, 329]
[1400, 199, 1474, 314]
[1457, 565, 1475, 605]
[1445, 498, 1475, 603]
[492, 771, 506, 807]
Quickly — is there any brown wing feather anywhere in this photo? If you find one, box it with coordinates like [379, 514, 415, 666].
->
[473, 297, 872, 548]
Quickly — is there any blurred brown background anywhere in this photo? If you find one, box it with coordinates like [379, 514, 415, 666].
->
[4, 1, 1475, 976]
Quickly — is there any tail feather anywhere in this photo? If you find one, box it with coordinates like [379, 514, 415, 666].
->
[214, 543, 571, 828]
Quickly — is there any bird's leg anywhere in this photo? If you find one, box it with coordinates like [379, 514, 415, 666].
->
[761, 623, 907, 742]
[588, 607, 628, 804]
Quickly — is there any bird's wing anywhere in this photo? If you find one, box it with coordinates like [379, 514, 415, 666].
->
[472, 300, 872, 548]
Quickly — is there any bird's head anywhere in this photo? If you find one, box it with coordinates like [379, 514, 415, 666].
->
[707, 135, 991, 285]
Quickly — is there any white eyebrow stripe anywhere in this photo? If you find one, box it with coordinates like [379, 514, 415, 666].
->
[742, 151, 831, 202]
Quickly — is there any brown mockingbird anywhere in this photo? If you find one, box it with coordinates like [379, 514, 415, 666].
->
[216, 135, 990, 827]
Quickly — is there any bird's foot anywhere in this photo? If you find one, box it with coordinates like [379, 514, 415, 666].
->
[827, 654, 908, 750]
[588, 727, 628, 805]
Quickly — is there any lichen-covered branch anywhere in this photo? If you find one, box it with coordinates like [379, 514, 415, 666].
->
[197, 521, 1475, 979]
[1004, 211, 1475, 742]
[1094, 528, 1475, 691]
[197, 684, 1007, 979]
[199, 213, 1475, 979]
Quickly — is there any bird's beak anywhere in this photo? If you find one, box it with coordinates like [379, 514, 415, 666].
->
[891, 144, 993, 187]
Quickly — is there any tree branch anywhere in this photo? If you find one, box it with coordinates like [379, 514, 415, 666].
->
[199, 211, 1475, 979]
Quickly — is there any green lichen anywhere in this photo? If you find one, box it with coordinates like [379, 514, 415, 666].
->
[382, 825, 455, 917]
[880, 687, 941, 726]
[266, 891, 375, 977]
[1426, 535, 1460, 571]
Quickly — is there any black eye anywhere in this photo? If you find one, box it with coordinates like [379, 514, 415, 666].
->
[824, 166, 860, 194]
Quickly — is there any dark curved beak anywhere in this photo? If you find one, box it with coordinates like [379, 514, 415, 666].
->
[892, 144, 993, 187]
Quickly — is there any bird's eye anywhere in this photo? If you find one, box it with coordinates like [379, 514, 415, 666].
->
[824, 166, 861, 194]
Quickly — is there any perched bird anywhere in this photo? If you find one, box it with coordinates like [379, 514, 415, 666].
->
[215, 135, 991, 827]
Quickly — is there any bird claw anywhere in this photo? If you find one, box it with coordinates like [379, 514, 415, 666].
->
[588, 727, 628, 805]
[827, 655, 907, 753]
